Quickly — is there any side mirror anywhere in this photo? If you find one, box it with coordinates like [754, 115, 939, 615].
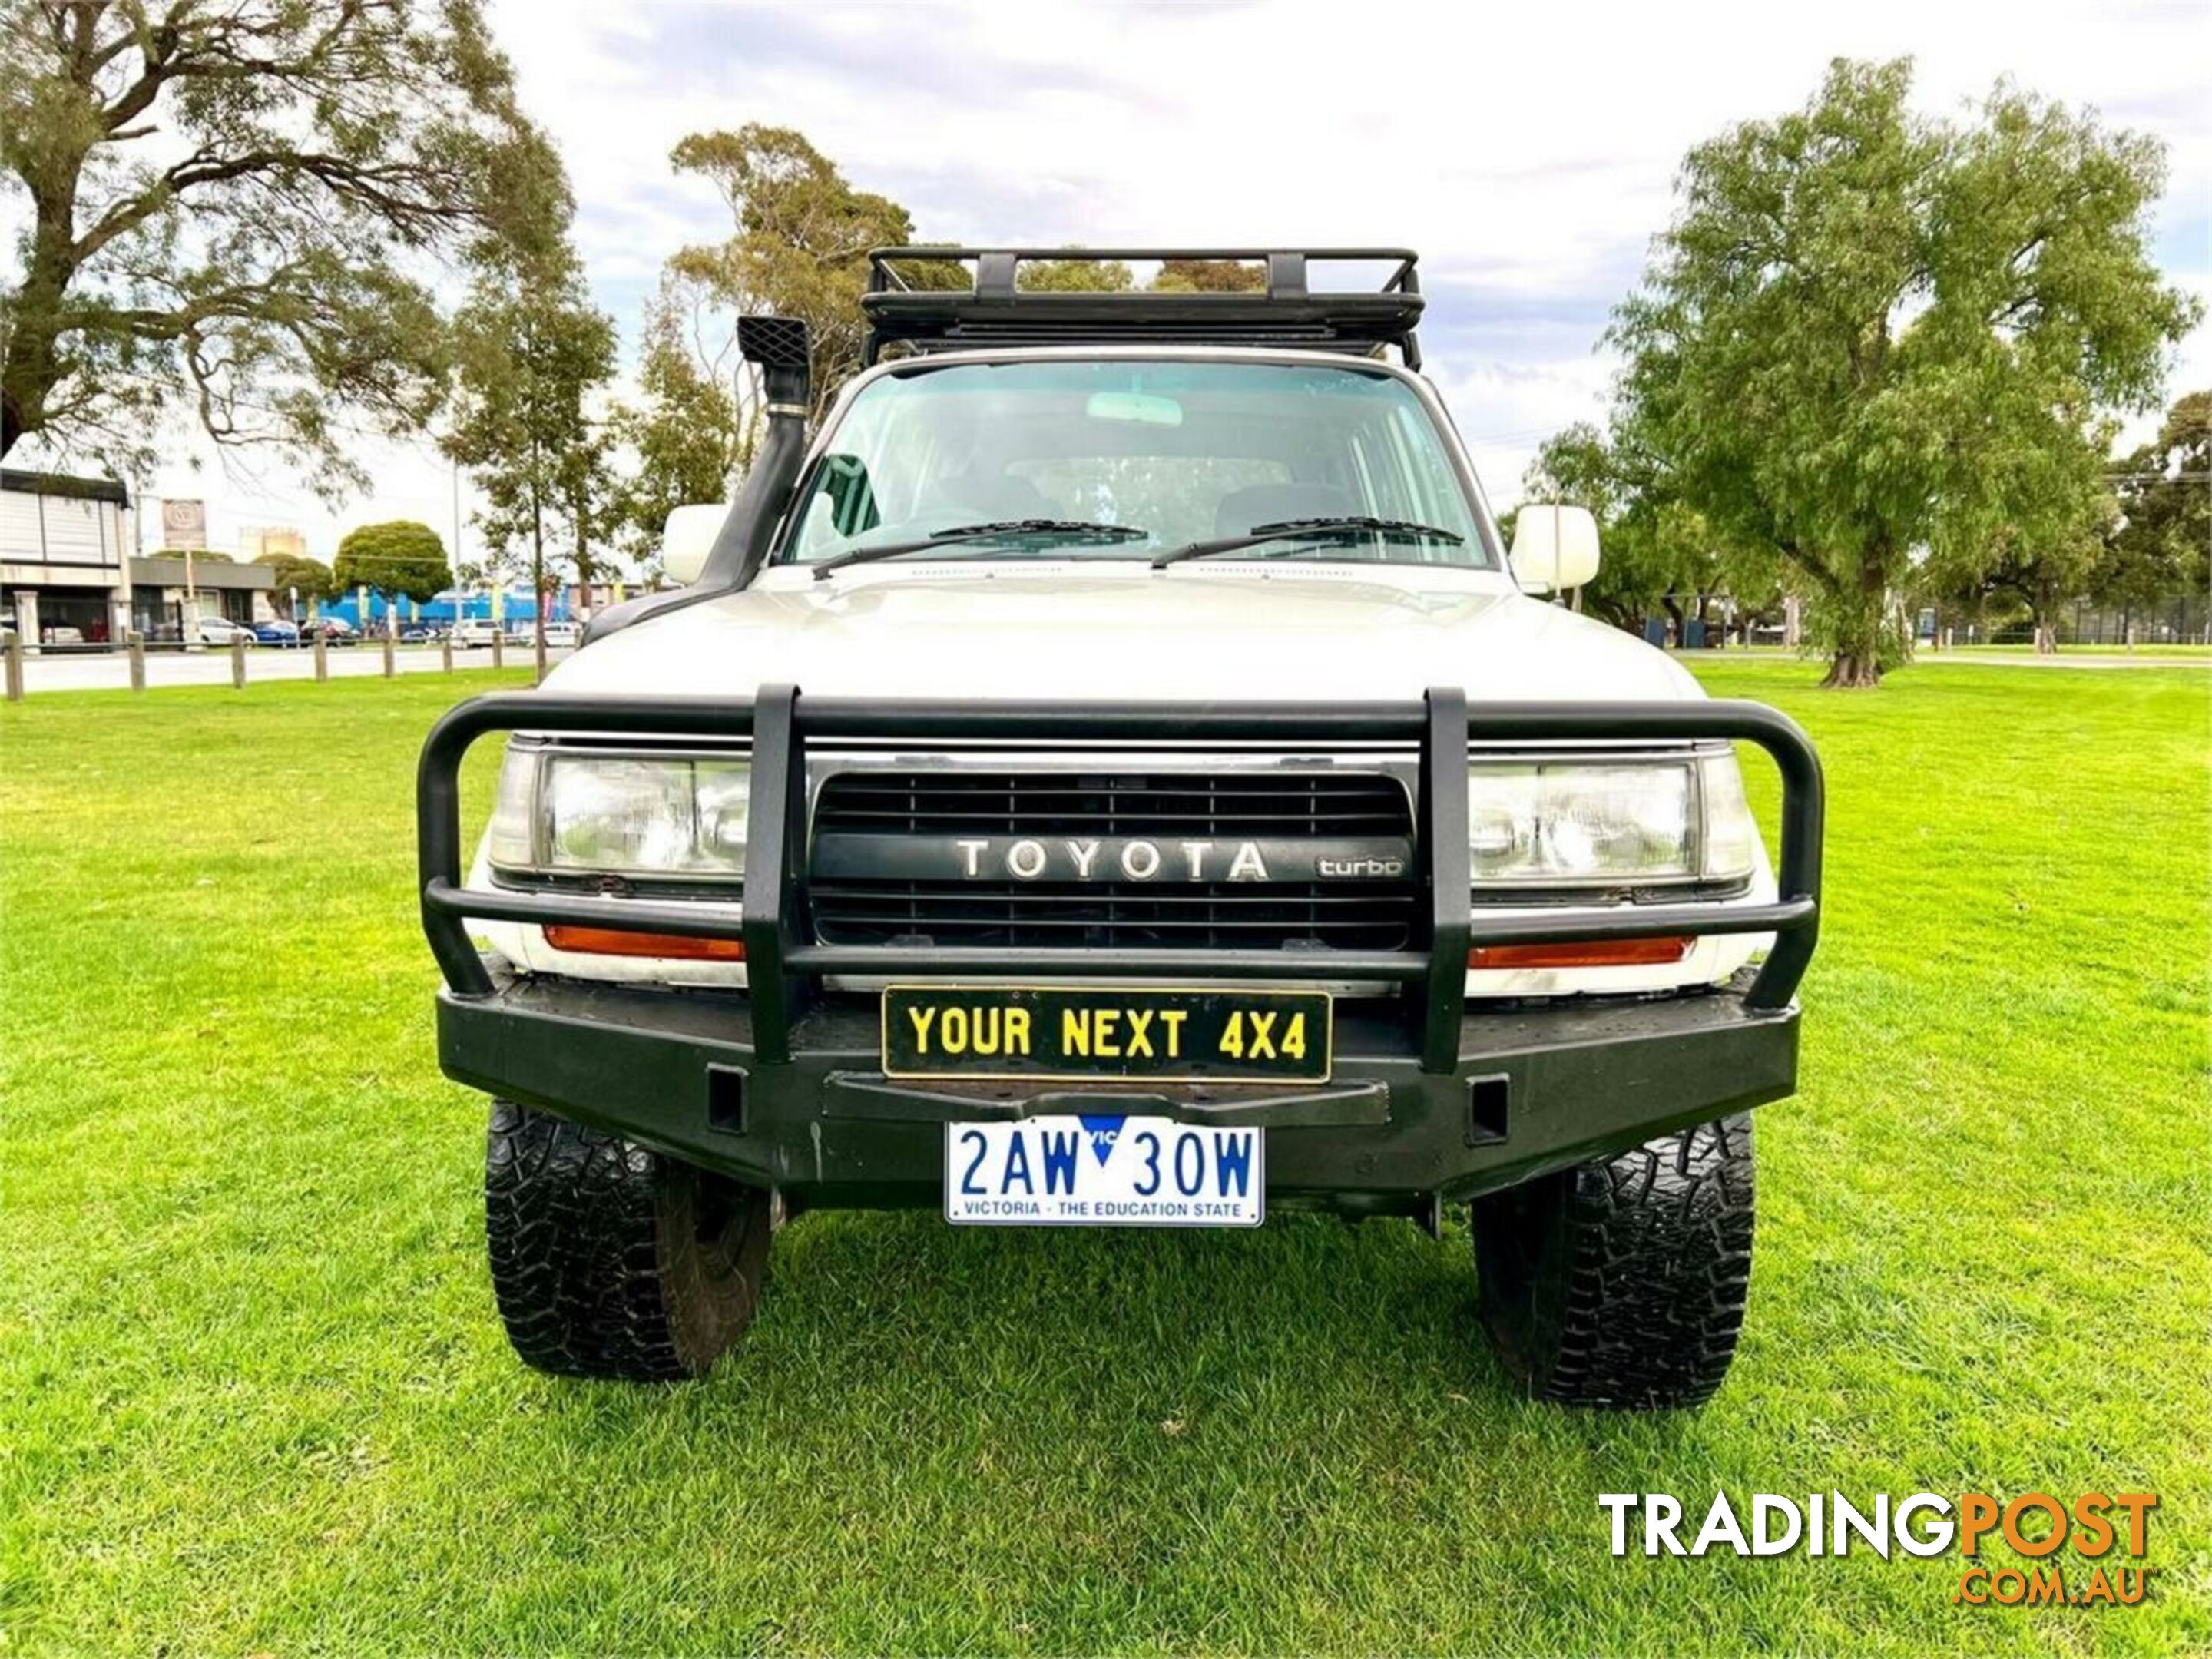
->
[1509, 503, 1601, 594]
[661, 503, 727, 586]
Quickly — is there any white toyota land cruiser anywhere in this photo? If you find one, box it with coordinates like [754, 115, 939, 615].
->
[418, 248, 1823, 1408]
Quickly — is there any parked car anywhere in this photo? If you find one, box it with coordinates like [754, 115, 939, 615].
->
[399, 624, 445, 644]
[452, 618, 506, 648]
[196, 615, 257, 646]
[252, 619, 301, 647]
[298, 618, 358, 645]
[422, 254, 1824, 1409]
[541, 621, 580, 649]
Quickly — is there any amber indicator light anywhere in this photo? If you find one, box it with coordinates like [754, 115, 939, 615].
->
[544, 925, 744, 961]
[1468, 936, 1693, 969]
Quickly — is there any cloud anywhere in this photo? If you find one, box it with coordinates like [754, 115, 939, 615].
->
[603, 3, 1133, 103]
[44, 0, 2206, 557]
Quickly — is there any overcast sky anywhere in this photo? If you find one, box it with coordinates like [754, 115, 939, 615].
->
[127, 0, 2212, 568]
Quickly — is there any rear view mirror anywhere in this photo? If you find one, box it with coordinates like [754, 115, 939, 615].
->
[661, 503, 726, 586]
[1509, 504, 1601, 594]
[1085, 390, 1182, 426]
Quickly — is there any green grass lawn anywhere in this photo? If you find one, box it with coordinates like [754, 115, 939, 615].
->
[2, 661, 2206, 1655]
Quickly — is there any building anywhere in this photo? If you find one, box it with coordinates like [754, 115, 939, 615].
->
[566, 578, 633, 618]
[238, 525, 308, 564]
[128, 555, 278, 639]
[1, 469, 133, 647]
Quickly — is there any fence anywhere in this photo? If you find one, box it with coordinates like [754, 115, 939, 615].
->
[2048, 594, 2208, 648]
[0, 625, 546, 700]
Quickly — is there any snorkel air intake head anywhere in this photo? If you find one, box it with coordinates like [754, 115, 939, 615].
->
[739, 315, 812, 421]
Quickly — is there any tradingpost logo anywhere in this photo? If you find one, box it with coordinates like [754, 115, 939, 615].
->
[1601, 1491, 2159, 1608]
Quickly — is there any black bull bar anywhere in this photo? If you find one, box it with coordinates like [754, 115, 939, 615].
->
[418, 688, 1823, 1073]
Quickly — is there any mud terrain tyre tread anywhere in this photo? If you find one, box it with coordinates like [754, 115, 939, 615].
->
[485, 1099, 770, 1381]
[1472, 1114, 1753, 1409]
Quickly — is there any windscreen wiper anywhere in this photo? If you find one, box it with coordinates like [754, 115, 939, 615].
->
[1150, 516, 1464, 569]
[812, 520, 1150, 580]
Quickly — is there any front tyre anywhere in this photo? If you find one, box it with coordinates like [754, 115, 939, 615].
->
[1472, 1115, 1754, 1409]
[485, 1099, 771, 1381]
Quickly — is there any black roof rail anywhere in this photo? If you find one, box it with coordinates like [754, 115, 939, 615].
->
[862, 247, 1423, 370]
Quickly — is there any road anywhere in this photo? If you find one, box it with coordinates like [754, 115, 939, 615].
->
[15, 643, 569, 694]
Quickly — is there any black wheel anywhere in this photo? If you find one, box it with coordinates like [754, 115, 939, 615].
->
[1472, 1115, 1754, 1409]
[484, 1099, 771, 1381]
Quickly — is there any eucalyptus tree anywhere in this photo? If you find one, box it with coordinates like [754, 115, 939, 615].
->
[2100, 390, 2210, 614]
[0, 0, 560, 486]
[1610, 58, 2196, 684]
[442, 249, 617, 682]
[664, 124, 917, 428]
[606, 278, 750, 570]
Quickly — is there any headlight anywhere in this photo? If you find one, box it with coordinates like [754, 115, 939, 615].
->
[1468, 754, 1757, 886]
[488, 746, 750, 879]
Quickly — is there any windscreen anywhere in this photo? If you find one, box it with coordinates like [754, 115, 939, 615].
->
[777, 359, 1497, 568]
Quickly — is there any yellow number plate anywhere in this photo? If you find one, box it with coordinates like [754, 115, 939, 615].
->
[882, 985, 1332, 1084]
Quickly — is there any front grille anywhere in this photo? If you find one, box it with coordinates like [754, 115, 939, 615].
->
[809, 876, 1422, 951]
[808, 767, 1422, 952]
[810, 770, 1414, 838]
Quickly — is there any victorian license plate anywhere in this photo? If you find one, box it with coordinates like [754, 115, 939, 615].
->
[882, 985, 1331, 1084]
[945, 1116, 1264, 1227]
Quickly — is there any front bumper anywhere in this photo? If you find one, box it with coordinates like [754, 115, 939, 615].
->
[439, 965, 1798, 1215]
[419, 687, 1823, 1215]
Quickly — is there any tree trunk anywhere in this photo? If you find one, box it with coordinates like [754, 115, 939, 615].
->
[2030, 594, 2058, 654]
[2, 230, 74, 458]
[572, 493, 594, 622]
[0, 366, 25, 455]
[530, 495, 548, 686]
[1820, 548, 1890, 688]
[1819, 651, 1883, 688]
[3, 132, 94, 459]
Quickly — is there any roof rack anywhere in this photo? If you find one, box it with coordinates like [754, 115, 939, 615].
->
[862, 247, 1423, 369]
